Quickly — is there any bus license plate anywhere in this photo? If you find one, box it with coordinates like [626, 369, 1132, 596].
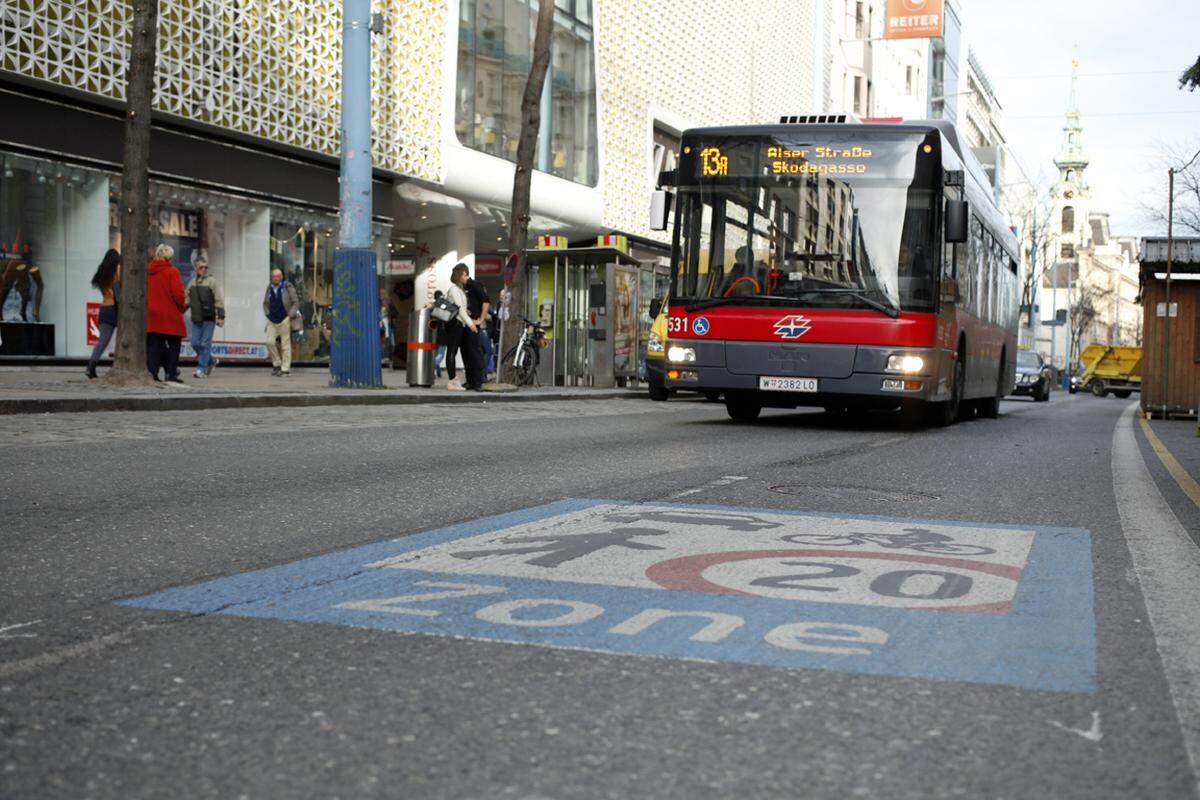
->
[759, 376, 818, 392]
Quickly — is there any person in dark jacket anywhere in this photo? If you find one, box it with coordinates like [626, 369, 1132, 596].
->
[262, 268, 301, 376]
[146, 244, 188, 383]
[86, 249, 121, 379]
[186, 256, 225, 378]
[463, 275, 492, 383]
[444, 263, 484, 391]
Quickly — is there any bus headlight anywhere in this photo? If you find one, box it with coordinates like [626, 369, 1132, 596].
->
[886, 354, 925, 374]
[647, 331, 664, 355]
[667, 345, 696, 363]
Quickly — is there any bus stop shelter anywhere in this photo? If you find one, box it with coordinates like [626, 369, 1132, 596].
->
[504, 246, 669, 388]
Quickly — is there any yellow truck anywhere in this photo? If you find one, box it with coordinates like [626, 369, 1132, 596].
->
[1071, 345, 1142, 398]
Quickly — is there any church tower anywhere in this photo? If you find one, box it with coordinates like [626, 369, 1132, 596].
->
[1052, 59, 1091, 253]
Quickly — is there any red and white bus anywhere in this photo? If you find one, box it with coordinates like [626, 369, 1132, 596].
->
[653, 117, 1019, 424]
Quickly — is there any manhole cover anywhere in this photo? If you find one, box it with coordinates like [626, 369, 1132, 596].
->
[768, 484, 940, 502]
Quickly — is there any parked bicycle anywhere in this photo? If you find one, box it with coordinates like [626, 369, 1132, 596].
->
[780, 528, 997, 556]
[500, 316, 547, 387]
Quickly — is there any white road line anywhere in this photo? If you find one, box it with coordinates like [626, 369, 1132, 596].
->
[0, 620, 41, 639]
[1112, 402, 1200, 793]
[670, 476, 748, 499]
[1049, 711, 1103, 742]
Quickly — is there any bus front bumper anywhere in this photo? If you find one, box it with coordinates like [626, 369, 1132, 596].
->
[664, 343, 943, 405]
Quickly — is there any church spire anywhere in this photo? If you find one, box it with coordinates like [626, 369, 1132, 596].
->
[1055, 57, 1088, 192]
[1067, 57, 1080, 117]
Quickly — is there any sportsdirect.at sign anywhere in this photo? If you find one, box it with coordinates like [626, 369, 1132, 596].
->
[885, 0, 944, 39]
[123, 499, 1096, 692]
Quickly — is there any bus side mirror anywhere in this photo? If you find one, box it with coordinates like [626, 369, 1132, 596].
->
[945, 199, 968, 243]
[649, 297, 663, 318]
[649, 190, 672, 231]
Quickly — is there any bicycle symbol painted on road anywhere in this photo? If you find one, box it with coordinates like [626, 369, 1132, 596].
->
[779, 528, 997, 556]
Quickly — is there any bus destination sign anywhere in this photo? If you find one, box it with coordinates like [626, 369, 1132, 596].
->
[695, 143, 876, 179]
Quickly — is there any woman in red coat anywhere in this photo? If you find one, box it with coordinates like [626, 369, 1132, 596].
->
[146, 244, 188, 383]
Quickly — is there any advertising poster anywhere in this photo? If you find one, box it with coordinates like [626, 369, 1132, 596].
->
[86, 303, 100, 346]
[157, 206, 204, 285]
[884, 0, 944, 39]
[613, 268, 638, 375]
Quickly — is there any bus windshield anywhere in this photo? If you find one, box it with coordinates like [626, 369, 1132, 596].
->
[672, 130, 940, 313]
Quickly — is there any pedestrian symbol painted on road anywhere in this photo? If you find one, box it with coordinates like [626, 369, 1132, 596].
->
[692, 317, 710, 336]
[122, 500, 1095, 691]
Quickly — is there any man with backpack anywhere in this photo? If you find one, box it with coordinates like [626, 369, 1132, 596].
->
[186, 256, 225, 378]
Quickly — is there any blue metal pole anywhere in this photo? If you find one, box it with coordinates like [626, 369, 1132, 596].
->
[331, 0, 382, 388]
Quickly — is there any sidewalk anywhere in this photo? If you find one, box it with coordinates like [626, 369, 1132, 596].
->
[0, 366, 645, 415]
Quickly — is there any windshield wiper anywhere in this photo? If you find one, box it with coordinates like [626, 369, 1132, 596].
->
[683, 294, 793, 312]
[792, 288, 900, 318]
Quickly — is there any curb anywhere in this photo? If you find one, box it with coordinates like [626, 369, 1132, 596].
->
[0, 389, 646, 415]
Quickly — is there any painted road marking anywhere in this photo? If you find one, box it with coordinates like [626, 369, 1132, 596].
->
[1139, 414, 1200, 510]
[0, 620, 41, 640]
[671, 476, 748, 498]
[122, 500, 1095, 692]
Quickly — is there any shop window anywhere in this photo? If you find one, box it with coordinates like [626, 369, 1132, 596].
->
[0, 152, 109, 358]
[456, 0, 598, 186]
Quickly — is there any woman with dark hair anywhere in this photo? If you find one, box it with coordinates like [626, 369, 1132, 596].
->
[444, 263, 484, 391]
[86, 249, 121, 379]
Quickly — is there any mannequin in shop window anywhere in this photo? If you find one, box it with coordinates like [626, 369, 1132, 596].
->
[0, 242, 44, 322]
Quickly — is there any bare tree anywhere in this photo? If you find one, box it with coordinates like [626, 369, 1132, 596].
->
[498, 0, 554, 385]
[1141, 140, 1200, 236]
[1068, 282, 1114, 366]
[1006, 181, 1057, 330]
[104, 0, 159, 386]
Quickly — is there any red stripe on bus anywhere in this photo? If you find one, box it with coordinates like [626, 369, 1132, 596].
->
[667, 307, 938, 347]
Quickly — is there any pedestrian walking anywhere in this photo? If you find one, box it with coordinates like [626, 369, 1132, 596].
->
[444, 263, 484, 391]
[262, 267, 301, 377]
[463, 269, 490, 387]
[186, 256, 225, 378]
[85, 249, 121, 379]
[145, 244, 188, 383]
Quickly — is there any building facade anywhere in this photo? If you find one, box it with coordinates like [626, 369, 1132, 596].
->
[0, 0, 827, 371]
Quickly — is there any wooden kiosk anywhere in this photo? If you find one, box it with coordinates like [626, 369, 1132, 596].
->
[1139, 237, 1200, 417]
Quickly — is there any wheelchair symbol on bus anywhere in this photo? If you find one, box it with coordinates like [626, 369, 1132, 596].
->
[692, 317, 710, 336]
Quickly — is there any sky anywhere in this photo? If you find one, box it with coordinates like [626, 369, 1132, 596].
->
[963, 0, 1200, 237]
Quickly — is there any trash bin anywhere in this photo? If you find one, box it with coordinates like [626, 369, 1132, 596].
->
[406, 307, 435, 387]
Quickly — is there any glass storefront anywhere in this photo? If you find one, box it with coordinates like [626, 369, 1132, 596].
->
[455, 0, 598, 186]
[0, 153, 108, 357]
[0, 150, 391, 361]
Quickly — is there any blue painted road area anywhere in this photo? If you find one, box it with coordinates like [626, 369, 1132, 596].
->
[123, 499, 1095, 692]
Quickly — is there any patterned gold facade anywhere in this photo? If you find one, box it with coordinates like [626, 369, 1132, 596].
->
[593, 0, 819, 239]
[0, 0, 445, 183]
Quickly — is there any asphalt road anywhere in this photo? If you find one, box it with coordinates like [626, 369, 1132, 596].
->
[1, 392, 1197, 799]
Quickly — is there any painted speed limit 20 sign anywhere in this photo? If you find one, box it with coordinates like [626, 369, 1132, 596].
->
[125, 500, 1096, 692]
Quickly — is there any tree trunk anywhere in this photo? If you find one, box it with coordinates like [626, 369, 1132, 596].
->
[499, 0, 554, 386]
[106, 0, 159, 386]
